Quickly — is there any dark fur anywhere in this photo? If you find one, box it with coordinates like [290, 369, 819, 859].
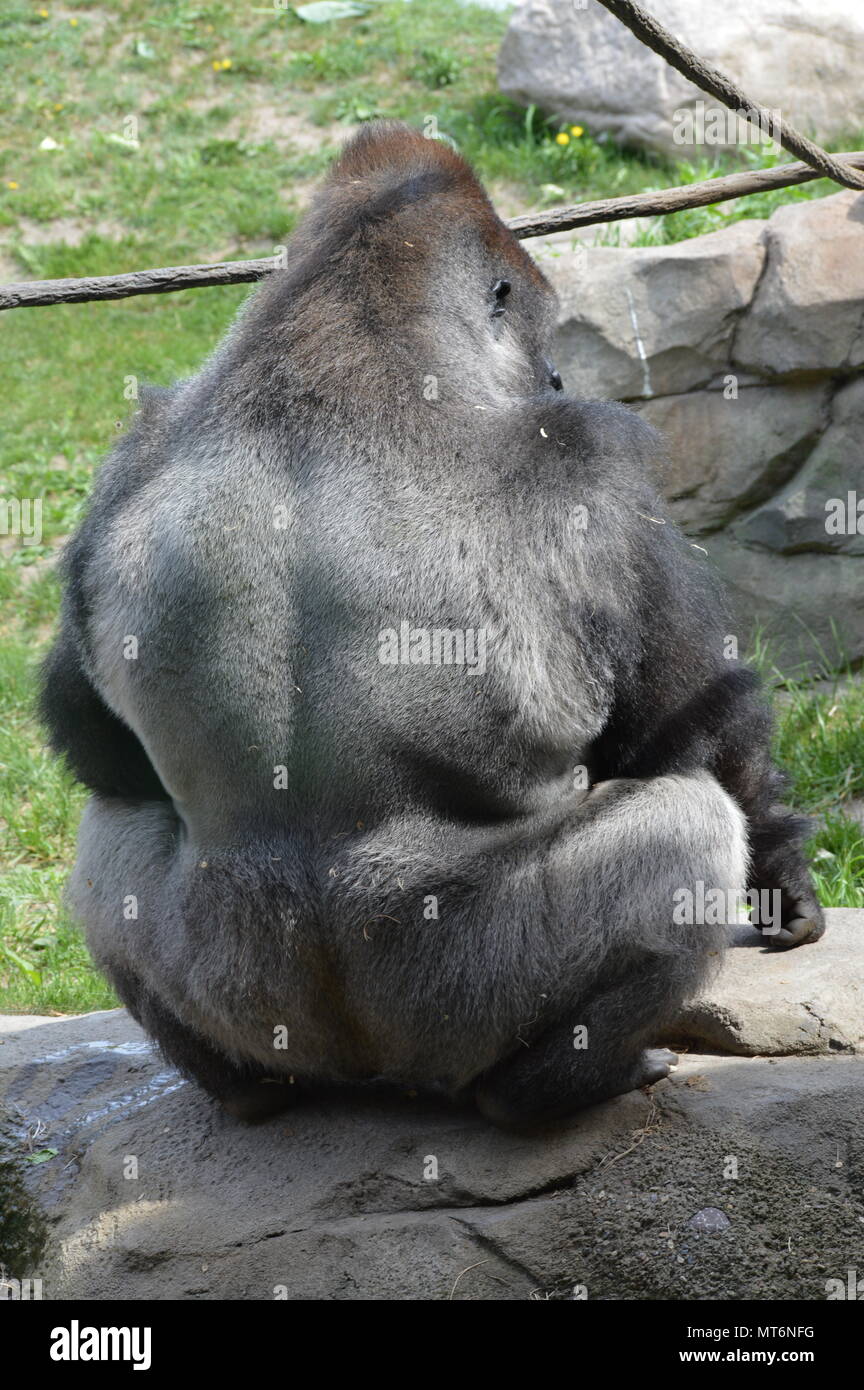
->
[40, 124, 824, 1129]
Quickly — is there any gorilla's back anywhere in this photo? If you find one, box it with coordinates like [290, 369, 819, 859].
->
[81, 383, 617, 851]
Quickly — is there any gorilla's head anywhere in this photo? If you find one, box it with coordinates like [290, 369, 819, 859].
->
[237, 122, 562, 413]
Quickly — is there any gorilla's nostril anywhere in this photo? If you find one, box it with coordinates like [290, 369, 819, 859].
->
[550, 369, 563, 391]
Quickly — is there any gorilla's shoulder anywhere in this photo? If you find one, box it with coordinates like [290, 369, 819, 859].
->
[530, 396, 659, 450]
[79, 383, 181, 521]
[113, 383, 177, 447]
[509, 396, 664, 488]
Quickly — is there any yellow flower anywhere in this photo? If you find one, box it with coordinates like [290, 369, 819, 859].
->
[212, 58, 232, 71]
[54, 103, 63, 111]
[6, 180, 19, 189]
[212, 59, 221, 70]
[555, 131, 570, 146]
[38, 7, 48, 16]
[570, 125, 584, 138]
[222, 58, 232, 69]
[69, 15, 77, 23]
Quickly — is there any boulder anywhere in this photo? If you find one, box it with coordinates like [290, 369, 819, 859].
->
[1, 909, 862, 1300]
[732, 377, 864, 554]
[734, 193, 864, 377]
[635, 383, 829, 532]
[540, 191, 864, 669]
[696, 534, 864, 674]
[499, 0, 864, 159]
[551, 219, 766, 400]
[668, 909, 864, 1056]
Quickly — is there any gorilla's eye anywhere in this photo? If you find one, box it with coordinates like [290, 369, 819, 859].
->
[490, 279, 511, 318]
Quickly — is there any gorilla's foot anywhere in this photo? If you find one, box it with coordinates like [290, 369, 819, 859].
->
[219, 1076, 304, 1124]
[474, 1038, 679, 1133]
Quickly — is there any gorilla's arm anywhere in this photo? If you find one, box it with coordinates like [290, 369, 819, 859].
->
[40, 622, 169, 802]
[586, 511, 824, 947]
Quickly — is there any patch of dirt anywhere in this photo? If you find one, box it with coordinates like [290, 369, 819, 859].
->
[0, 216, 130, 279]
[228, 101, 348, 156]
[0, 216, 128, 250]
[51, 5, 111, 20]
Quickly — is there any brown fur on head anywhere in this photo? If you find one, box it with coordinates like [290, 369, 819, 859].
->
[323, 123, 538, 260]
[237, 122, 559, 413]
[315, 119, 550, 301]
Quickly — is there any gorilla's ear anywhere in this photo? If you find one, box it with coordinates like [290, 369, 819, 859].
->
[491, 280, 511, 317]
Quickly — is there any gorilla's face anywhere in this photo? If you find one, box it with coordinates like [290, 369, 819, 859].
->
[483, 256, 564, 399]
[418, 216, 562, 406]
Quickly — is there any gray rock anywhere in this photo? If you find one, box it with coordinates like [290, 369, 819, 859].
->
[734, 192, 864, 376]
[548, 220, 766, 401]
[0, 1008, 648, 1299]
[0, 1105, 49, 1285]
[669, 909, 864, 1056]
[635, 383, 829, 532]
[699, 533, 864, 673]
[453, 1053, 864, 1300]
[499, 0, 864, 159]
[539, 192, 864, 666]
[688, 1206, 731, 1234]
[1, 911, 862, 1300]
[732, 377, 864, 554]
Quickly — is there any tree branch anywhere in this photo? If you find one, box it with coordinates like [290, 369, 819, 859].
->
[595, 0, 864, 190]
[2, 153, 863, 311]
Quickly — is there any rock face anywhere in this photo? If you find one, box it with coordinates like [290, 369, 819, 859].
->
[543, 191, 864, 672]
[668, 909, 864, 1057]
[499, 0, 864, 159]
[1, 910, 862, 1301]
[552, 220, 767, 401]
[734, 195, 864, 377]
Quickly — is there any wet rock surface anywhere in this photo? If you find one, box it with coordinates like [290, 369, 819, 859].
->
[0, 910, 861, 1300]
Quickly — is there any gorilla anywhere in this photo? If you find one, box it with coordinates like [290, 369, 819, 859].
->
[40, 122, 824, 1129]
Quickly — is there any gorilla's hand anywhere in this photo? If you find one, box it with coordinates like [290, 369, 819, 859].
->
[758, 890, 826, 950]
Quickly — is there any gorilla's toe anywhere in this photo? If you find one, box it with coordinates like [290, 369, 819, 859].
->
[637, 1048, 679, 1087]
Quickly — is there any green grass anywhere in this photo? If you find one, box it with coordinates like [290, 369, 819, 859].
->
[1, 0, 862, 1012]
[772, 677, 864, 909]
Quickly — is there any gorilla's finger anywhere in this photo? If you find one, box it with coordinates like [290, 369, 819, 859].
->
[764, 915, 826, 950]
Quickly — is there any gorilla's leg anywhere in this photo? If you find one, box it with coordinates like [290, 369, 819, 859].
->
[474, 771, 747, 1130]
[474, 976, 681, 1130]
[69, 799, 306, 1122]
[113, 966, 303, 1123]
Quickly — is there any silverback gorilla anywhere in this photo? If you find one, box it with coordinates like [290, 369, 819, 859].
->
[41, 123, 825, 1129]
